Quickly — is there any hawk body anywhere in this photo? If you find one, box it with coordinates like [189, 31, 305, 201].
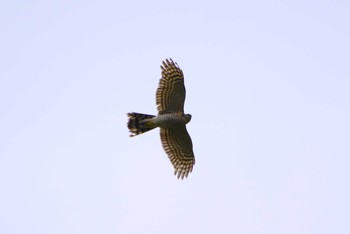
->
[153, 113, 191, 128]
[127, 59, 195, 179]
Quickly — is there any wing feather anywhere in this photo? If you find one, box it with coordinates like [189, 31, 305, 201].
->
[156, 59, 186, 114]
[160, 127, 195, 179]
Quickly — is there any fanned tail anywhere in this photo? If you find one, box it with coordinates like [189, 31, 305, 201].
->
[127, 112, 157, 137]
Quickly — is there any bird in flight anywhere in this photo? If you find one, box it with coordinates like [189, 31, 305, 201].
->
[127, 59, 195, 179]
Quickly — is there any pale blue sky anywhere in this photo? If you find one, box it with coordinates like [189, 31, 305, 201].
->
[1, 1, 349, 233]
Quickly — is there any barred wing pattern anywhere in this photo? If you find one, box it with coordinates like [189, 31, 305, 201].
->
[160, 127, 195, 179]
[128, 58, 195, 179]
[156, 59, 186, 114]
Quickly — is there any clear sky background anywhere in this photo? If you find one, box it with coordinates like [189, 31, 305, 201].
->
[1, 1, 349, 233]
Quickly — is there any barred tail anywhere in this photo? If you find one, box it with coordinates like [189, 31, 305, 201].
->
[127, 112, 157, 137]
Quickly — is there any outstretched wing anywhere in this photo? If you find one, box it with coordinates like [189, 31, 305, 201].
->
[156, 59, 186, 114]
[160, 127, 195, 179]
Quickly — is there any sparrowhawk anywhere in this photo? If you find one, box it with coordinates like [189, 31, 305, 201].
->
[127, 59, 195, 179]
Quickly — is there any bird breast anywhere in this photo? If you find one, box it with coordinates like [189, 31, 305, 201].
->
[154, 113, 188, 128]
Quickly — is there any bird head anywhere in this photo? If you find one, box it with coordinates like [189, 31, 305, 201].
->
[183, 114, 192, 123]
